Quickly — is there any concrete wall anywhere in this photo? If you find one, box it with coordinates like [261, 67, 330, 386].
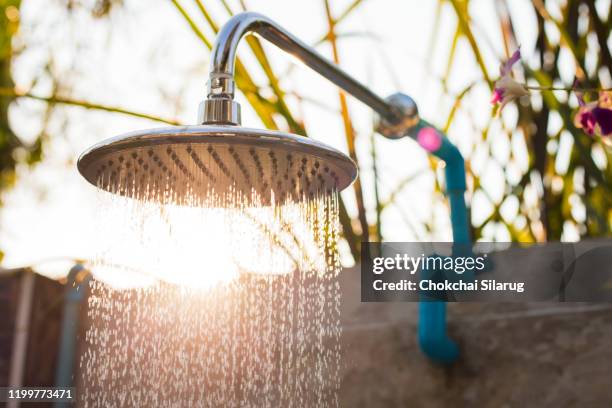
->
[339, 266, 612, 407]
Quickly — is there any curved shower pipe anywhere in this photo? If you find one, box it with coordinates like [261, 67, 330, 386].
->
[203, 12, 468, 364]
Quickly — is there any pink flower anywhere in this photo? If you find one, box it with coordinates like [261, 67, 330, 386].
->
[417, 127, 442, 153]
[574, 90, 612, 138]
[491, 48, 529, 113]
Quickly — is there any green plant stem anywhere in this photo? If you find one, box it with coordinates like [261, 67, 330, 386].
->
[448, 0, 492, 87]
[324, 0, 369, 245]
[525, 85, 610, 92]
[0, 87, 181, 125]
[531, 0, 587, 79]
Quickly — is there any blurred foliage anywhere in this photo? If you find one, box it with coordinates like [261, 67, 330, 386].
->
[0, 0, 610, 265]
[0, 0, 178, 205]
[442, 0, 610, 242]
[0, 0, 24, 201]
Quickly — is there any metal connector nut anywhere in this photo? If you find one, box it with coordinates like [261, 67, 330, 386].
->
[199, 98, 241, 125]
[375, 93, 420, 139]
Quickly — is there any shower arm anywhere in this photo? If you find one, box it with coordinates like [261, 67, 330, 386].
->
[203, 11, 469, 365]
[200, 11, 418, 137]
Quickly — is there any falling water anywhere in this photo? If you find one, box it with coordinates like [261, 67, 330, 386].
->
[78, 143, 343, 407]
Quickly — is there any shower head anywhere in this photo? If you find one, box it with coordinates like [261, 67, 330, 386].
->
[78, 12, 420, 206]
[78, 125, 357, 206]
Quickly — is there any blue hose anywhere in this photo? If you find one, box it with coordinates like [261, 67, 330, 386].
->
[413, 121, 469, 364]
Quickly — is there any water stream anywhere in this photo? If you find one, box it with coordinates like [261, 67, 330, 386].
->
[78, 166, 342, 407]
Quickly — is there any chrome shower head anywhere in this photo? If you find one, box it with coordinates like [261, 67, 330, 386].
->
[77, 11, 421, 206]
[77, 125, 357, 206]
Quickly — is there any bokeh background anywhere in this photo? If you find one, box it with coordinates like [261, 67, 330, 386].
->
[1, 1, 612, 407]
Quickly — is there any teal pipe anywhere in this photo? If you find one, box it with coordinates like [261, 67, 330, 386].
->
[413, 120, 469, 364]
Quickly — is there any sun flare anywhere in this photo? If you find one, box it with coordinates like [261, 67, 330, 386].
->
[90, 189, 336, 290]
